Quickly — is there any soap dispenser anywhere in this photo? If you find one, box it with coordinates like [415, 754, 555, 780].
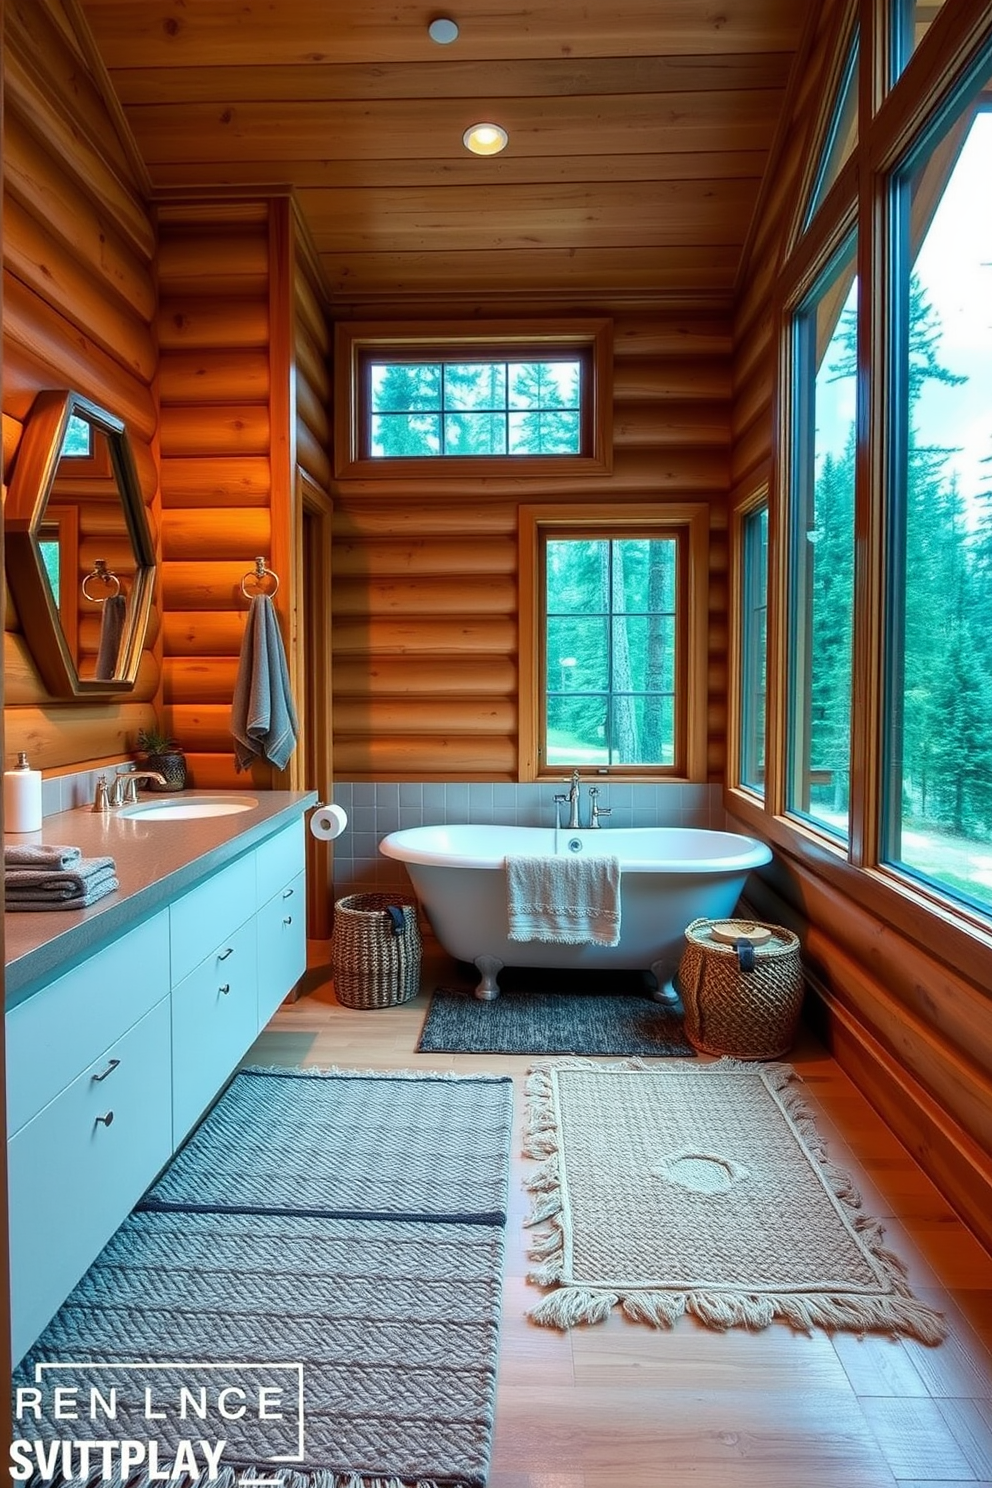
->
[4, 751, 43, 834]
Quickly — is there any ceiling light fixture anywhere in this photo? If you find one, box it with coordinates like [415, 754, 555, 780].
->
[463, 122, 508, 156]
[428, 17, 459, 43]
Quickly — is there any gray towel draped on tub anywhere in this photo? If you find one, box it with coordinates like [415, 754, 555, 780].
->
[231, 593, 299, 772]
[505, 853, 622, 947]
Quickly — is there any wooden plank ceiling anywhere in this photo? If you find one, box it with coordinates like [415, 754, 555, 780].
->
[79, 0, 804, 306]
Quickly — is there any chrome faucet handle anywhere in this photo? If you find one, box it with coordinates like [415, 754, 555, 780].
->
[91, 775, 110, 813]
[553, 792, 569, 828]
[122, 775, 139, 805]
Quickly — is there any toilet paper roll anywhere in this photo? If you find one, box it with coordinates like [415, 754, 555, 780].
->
[309, 803, 348, 841]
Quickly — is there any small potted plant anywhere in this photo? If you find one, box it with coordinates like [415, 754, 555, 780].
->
[135, 726, 187, 792]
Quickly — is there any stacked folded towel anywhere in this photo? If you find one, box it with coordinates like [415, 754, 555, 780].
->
[4, 844, 119, 911]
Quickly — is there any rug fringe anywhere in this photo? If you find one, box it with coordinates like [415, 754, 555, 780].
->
[521, 1057, 948, 1345]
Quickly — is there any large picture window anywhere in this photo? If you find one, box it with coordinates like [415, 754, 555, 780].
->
[787, 247, 858, 841]
[884, 101, 992, 913]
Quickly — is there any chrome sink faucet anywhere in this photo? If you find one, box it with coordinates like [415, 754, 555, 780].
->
[100, 767, 170, 809]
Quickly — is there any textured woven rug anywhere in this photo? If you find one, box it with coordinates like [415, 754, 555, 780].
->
[419, 988, 694, 1057]
[523, 1058, 946, 1344]
[13, 1067, 514, 1488]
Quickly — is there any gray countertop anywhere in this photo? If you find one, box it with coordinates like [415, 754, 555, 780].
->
[4, 789, 317, 1005]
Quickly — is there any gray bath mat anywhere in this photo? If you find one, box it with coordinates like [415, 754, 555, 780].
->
[418, 986, 695, 1057]
[13, 1066, 513, 1488]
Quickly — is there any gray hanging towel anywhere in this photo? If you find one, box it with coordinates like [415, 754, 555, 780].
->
[94, 593, 127, 679]
[231, 593, 299, 771]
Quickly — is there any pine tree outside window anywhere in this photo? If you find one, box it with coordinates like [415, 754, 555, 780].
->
[883, 104, 992, 913]
[739, 502, 769, 796]
[333, 321, 613, 480]
[518, 505, 709, 782]
[369, 358, 582, 458]
[786, 247, 858, 841]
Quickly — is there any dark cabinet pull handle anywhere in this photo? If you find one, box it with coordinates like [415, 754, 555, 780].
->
[95, 1111, 114, 1127]
[218, 947, 234, 961]
[219, 983, 231, 995]
[92, 1058, 120, 1083]
[283, 915, 293, 926]
[282, 887, 294, 899]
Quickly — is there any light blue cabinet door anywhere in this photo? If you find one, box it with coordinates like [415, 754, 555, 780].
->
[6, 910, 170, 1136]
[257, 870, 307, 1027]
[8, 996, 172, 1366]
[171, 918, 258, 1146]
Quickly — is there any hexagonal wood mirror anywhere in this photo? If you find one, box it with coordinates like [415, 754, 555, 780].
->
[4, 390, 156, 698]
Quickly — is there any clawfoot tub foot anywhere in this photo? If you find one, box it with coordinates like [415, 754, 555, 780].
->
[649, 959, 682, 1007]
[473, 955, 504, 1000]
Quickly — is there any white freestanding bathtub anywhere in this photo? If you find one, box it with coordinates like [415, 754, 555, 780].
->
[378, 823, 772, 1000]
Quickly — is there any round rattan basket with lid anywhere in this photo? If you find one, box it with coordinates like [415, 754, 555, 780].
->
[331, 892, 422, 1009]
[677, 917, 804, 1059]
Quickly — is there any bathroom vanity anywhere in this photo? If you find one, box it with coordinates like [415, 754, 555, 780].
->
[4, 789, 316, 1365]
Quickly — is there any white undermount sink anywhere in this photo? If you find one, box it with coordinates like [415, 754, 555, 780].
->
[119, 796, 260, 821]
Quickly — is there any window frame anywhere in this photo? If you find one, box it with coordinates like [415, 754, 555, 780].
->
[727, 1, 992, 989]
[518, 503, 709, 783]
[732, 489, 770, 799]
[784, 238, 858, 844]
[334, 319, 613, 481]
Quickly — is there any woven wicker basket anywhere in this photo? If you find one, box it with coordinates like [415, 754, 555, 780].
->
[677, 917, 804, 1059]
[331, 893, 422, 1009]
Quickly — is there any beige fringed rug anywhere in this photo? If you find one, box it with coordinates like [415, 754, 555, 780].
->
[524, 1058, 946, 1344]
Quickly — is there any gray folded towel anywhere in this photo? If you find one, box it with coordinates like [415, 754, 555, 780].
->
[5, 855, 117, 902]
[231, 593, 299, 772]
[95, 593, 127, 680]
[4, 843, 83, 869]
[5, 873, 119, 912]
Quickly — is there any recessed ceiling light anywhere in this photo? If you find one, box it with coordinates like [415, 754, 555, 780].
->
[463, 122, 508, 156]
[428, 17, 459, 43]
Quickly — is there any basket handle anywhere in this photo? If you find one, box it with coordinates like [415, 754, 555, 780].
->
[384, 904, 406, 935]
[735, 937, 756, 972]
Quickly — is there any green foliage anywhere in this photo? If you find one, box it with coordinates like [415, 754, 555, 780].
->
[136, 726, 182, 755]
[808, 273, 992, 882]
[545, 538, 676, 766]
[369, 359, 581, 457]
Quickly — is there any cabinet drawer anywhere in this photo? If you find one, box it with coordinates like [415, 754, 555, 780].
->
[257, 870, 307, 1027]
[169, 852, 255, 984]
[171, 918, 258, 1146]
[8, 996, 172, 1366]
[255, 818, 306, 906]
[6, 911, 170, 1137]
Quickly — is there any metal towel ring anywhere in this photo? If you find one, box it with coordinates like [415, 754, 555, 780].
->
[81, 559, 121, 602]
[241, 556, 280, 599]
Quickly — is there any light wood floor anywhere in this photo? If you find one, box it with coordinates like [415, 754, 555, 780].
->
[246, 943, 992, 1488]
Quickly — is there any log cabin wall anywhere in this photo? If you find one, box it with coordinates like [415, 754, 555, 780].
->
[330, 301, 733, 785]
[2, 0, 159, 774]
[157, 198, 275, 791]
[157, 194, 329, 794]
[728, 0, 992, 1251]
